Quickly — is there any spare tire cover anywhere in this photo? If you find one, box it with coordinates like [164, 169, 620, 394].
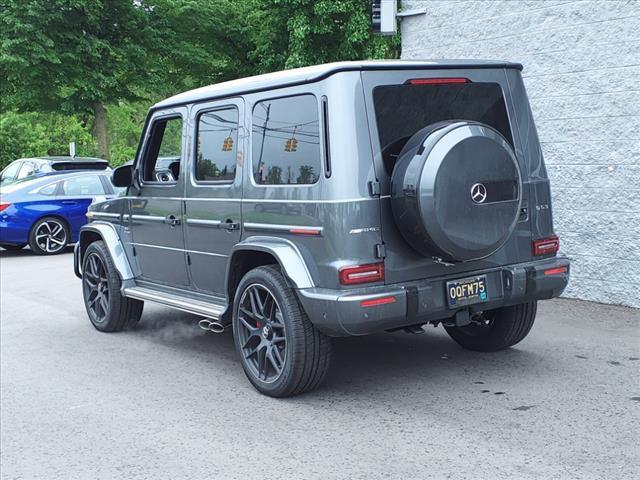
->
[391, 120, 521, 262]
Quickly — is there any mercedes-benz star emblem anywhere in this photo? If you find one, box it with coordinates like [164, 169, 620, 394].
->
[470, 183, 488, 203]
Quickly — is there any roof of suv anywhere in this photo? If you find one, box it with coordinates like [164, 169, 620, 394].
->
[154, 60, 523, 109]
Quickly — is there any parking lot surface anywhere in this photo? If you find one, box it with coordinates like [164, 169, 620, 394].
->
[1, 248, 639, 480]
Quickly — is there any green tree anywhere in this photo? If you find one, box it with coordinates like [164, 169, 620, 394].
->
[248, 0, 400, 72]
[296, 164, 317, 184]
[0, 0, 399, 167]
[0, 111, 97, 168]
[0, 1, 154, 159]
[266, 165, 284, 184]
[105, 101, 149, 167]
[148, 0, 257, 94]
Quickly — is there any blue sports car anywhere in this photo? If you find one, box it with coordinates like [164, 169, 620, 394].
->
[0, 171, 121, 254]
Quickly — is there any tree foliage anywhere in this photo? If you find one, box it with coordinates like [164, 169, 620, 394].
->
[249, 0, 400, 71]
[0, 0, 399, 169]
[0, 111, 97, 166]
[1, 1, 153, 111]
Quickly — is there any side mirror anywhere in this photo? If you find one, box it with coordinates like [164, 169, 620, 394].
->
[112, 164, 133, 188]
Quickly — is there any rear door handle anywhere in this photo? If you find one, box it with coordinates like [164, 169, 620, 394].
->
[164, 214, 181, 227]
[220, 219, 239, 231]
[61, 200, 77, 205]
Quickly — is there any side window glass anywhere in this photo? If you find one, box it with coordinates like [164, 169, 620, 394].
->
[35, 161, 52, 173]
[17, 162, 35, 179]
[38, 183, 58, 195]
[252, 94, 320, 185]
[196, 107, 238, 182]
[1, 162, 21, 182]
[142, 116, 183, 183]
[61, 176, 106, 196]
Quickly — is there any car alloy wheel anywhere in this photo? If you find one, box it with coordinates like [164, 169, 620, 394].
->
[34, 219, 67, 253]
[83, 252, 110, 324]
[236, 283, 287, 383]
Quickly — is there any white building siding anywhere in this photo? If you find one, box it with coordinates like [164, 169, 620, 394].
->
[400, 0, 640, 307]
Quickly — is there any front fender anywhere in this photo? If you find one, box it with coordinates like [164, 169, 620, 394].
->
[75, 222, 134, 280]
[228, 236, 315, 290]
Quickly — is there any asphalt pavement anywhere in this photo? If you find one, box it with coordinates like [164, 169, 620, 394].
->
[1, 248, 639, 480]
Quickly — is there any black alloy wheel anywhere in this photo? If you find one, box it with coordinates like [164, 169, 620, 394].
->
[236, 283, 287, 383]
[232, 265, 332, 397]
[83, 252, 110, 325]
[81, 240, 143, 332]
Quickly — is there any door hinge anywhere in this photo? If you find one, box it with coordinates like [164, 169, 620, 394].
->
[186, 253, 192, 265]
[368, 180, 381, 197]
[132, 246, 137, 257]
[375, 243, 386, 259]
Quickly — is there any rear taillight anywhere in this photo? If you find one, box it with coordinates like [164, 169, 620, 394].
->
[0, 202, 10, 213]
[406, 78, 470, 85]
[339, 262, 385, 285]
[533, 236, 560, 256]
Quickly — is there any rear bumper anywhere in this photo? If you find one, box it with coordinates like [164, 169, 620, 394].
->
[297, 256, 570, 337]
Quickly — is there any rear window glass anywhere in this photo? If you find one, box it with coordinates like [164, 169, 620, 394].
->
[252, 94, 321, 185]
[373, 82, 513, 175]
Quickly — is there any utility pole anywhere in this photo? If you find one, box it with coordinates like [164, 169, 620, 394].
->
[256, 103, 271, 183]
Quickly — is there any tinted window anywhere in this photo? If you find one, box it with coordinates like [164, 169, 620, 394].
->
[61, 176, 106, 195]
[373, 82, 513, 175]
[252, 95, 320, 185]
[196, 107, 238, 182]
[142, 116, 183, 182]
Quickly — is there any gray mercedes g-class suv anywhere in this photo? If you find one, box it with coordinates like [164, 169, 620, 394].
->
[75, 60, 569, 397]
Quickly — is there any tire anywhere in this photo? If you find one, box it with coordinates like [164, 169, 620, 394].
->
[1, 244, 26, 251]
[232, 265, 332, 397]
[444, 301, 537, 352]
[29, 216, 69, 255]
[82, 240, 143, 332]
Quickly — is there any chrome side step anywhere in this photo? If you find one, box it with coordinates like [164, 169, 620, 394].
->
[122, 286, 226, 319]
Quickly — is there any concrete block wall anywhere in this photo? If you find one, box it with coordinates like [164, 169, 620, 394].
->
[400, 0, 640, 307]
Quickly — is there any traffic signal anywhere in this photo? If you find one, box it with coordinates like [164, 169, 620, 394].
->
[284, 137, 298, 152]
[222, 136, 234, 151]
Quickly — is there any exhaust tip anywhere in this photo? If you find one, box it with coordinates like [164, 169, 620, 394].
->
[198, 318, 227, 334]
[209, 321, 226, 334]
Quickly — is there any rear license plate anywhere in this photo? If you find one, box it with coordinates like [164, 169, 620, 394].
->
[446, 275, 488, 308]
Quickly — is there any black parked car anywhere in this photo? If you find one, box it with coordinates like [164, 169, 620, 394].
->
[74, 61, 569, 397]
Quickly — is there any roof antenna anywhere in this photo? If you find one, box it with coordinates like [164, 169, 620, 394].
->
[69, 141, 76, 159]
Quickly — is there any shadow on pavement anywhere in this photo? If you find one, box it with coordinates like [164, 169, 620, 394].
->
[0, 245, 74, 257]
[130, 305, 542, 395]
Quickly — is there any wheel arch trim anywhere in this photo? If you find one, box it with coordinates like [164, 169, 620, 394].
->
[76, 222, 134, 280]
[226, 236, 315, 295]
